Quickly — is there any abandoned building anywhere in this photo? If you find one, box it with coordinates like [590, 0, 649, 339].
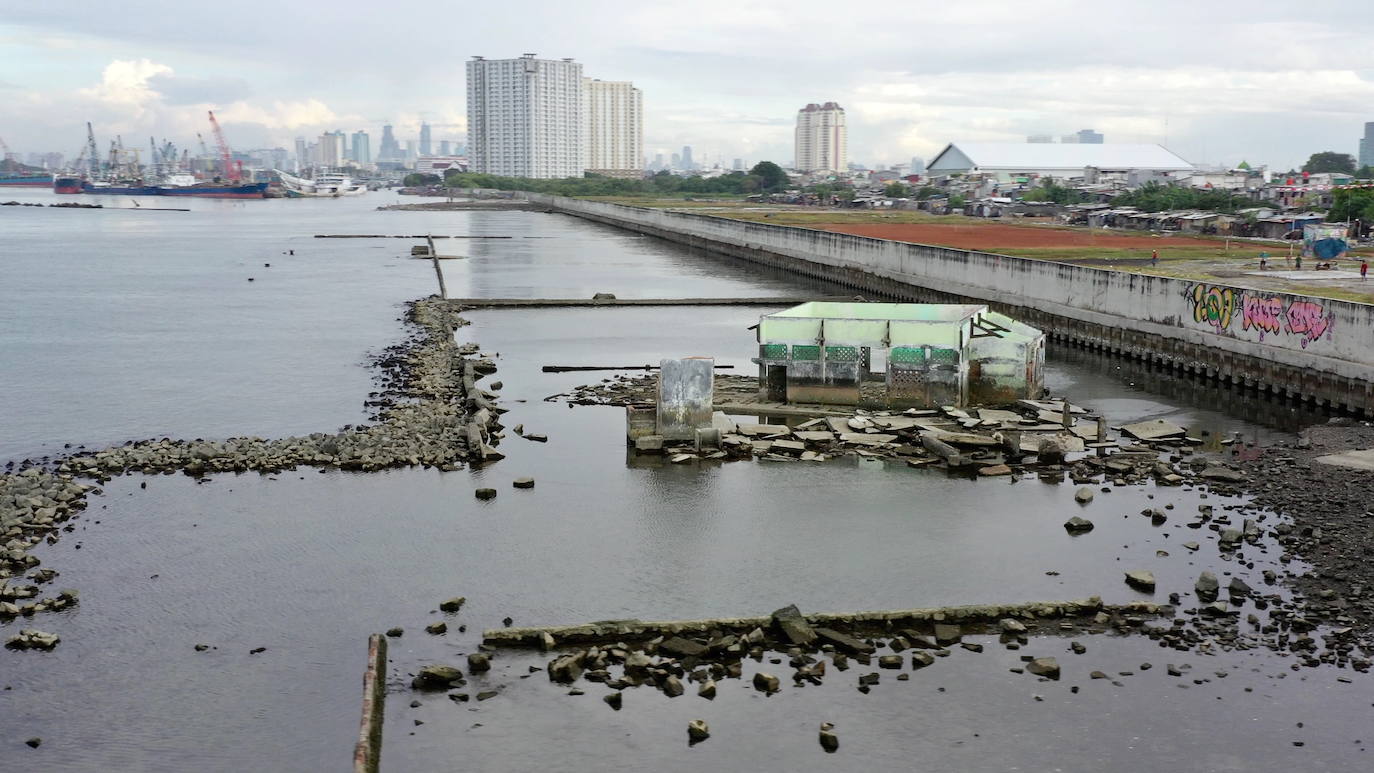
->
[754, 302, 1045, 408]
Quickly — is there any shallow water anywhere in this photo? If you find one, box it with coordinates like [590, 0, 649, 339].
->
[0, 190, 1363, 771]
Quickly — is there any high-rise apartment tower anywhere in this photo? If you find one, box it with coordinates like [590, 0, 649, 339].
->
[582, 79, 642, 178]
[794, 102, 847, 173]
[466, 54, 585, 178]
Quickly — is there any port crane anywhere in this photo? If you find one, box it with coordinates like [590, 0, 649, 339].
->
[207, 110, 241, 181]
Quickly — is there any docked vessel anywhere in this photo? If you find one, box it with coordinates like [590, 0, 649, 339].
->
[275, 169, 367, 197]
[53, 175, 268, 198]
[0, 171, 53, 187]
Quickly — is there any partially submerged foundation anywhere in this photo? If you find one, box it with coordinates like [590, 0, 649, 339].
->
[755, 302, 1044, 408]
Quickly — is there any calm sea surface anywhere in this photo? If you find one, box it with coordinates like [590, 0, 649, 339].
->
[0, 188, 1361, 772]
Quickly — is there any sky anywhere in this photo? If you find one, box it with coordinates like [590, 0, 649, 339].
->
[2, 0, 1373, 172]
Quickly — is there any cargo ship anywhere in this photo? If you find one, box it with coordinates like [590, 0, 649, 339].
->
[0, 171, 53, 187]
[53, 175, 268, 198]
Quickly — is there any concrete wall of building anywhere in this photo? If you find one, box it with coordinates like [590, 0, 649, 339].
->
[528, 194, 1374, 413]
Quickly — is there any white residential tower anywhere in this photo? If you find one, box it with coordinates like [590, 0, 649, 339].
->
[466, 54, 585, 178]
[582, 78, 643, 179]
[794, 102, 847, 174]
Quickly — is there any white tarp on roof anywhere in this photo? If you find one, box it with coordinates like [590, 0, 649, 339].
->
[928, 142, 1194, 173]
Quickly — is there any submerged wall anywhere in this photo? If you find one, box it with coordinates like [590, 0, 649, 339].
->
[528, 194, 1374, 413]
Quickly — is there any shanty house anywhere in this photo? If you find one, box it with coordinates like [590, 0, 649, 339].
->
[754, 302, 1044, 408]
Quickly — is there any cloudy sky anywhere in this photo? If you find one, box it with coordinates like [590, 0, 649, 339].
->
[2, 0, 1372, 171]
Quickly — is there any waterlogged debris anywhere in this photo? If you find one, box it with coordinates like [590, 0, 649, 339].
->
[819, 723, 839, 753]
[4, 629, 60, 651]
[1120, 419, 1186, 441]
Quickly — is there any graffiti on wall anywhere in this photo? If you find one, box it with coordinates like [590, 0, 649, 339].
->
[1189, 284, 1235, 332]
[1187, 284, 1335, 348]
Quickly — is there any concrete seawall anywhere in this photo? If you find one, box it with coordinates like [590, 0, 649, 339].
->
[529, 194, 1374, 414]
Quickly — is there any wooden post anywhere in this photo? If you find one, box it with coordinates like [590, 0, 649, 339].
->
[428, 235, 447, 299]
[1060, 402, 1072, 429]
[353, 633, 388, 773]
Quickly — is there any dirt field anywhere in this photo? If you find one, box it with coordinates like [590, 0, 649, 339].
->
[818, 222, 1223, 250]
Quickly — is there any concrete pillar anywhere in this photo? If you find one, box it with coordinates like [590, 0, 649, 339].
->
[657, 357, 715, 441]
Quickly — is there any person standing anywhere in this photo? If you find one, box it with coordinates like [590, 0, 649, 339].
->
[1362, 260, 1368, 282]
[1151, 249, 1158, 267]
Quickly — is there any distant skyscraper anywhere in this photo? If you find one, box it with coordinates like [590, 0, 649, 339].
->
[466, 54, 584, 178]
[294, 137, 307, 170]
[439, 140, 452, 156]
[680, 145, 694, 171]
[420, 122, 432, 156]
[910, 156, 925, 175]
[1070, 129, 1103, 144]
[404, 140, 418, 165]
[379, 124, 401, 161]
[317, 132, 345, 167]
[1360, 122, 1374, 170]
[351, 130, 371, 164]
[1027, 135, 1054, 143]
[794, 102, 847, 173]
[582, 78, 643, 178]
[733, 158, 744, 171]
[670, 152, 681, 169]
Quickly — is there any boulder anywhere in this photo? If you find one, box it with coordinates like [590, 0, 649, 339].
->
[548, 652, 585, 683]
[1228, 577, 1253, 599]
[753, 671, 780, 693]
[819, 723, 839, 753]
[1074, 487, 1094, 504]
[512, 477, 535, 489]
[1026, 657, 1060, 679]
[1124, 570, 1156, 591]
[662, 675, 684, 697]
[878, 655, 903, 669]
[999, 618, 1028, 634]
[467, 652, 491, 673]
[771, 604, 817, 646]
[933, 623, 962, 646]
[698, 678, 717, 699]
[1037, 438, 1066, 465]
[425, 622, 447, 635]
[603, 692, 622, 710]
[813, 627, 875, 654]
[1063, 516, 1094, 534]
[687, 719, 710, 744]
[439, 597, 466, 612]
[412, 665, 464, 690]
[1195, 571, 1219, 601]
[474, 488, 497, 500]
[910, 652, 935, 669]
[659, 636, 708, 659]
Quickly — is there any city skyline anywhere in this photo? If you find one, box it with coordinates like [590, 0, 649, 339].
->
[2, 1, 1374, 171]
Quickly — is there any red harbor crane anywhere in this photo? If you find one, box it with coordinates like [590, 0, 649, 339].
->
[207, 110, 241, 181]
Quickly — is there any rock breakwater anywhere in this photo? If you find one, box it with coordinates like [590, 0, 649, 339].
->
[0, 297, 499, 639]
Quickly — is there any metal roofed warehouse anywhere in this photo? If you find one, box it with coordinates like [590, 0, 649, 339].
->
[927, 142, 1194, 180]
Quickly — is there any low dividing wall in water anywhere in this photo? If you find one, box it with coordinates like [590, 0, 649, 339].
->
[529, 194, 1374, 413]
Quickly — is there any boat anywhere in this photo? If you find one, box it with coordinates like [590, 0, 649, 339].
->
[156, 173, 267, 198]
[53, 174, 267, 198]
[275, 169, 367, 198]
[0, 171, 53, 187]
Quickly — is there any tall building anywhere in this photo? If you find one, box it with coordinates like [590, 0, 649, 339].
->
[1360, 122, 1374, 170]
[680, 145, 694, 171]
[1065, 129, 1104, 144]
[317, 131, 345, 167]
[439, 140, 452, 156]
[404, 140, 418, 165]
[794, 102, 847, 173]
[733, 158, 744, 171]
[582, 78, 642, 178]
[910, 156, 925, 175]
[294, 137, 307, 171]
[351, 131, 371, 164]
[378, 124, 402, 161]
[466, 54, 585, 178]
[420, 122, 432, 156]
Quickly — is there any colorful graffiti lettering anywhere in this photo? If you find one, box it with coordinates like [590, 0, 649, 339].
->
[1285, 300, 1334, 348]
[1189, 284, 1235, 332]
[1241, 294, 1284, 340]
[1187, 283, 1336, 348]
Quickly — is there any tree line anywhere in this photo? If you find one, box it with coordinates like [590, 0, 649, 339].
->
[403, 162, 791, 197]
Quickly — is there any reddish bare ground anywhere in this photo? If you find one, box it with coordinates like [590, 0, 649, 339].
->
[819, 222, 1221, 250]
